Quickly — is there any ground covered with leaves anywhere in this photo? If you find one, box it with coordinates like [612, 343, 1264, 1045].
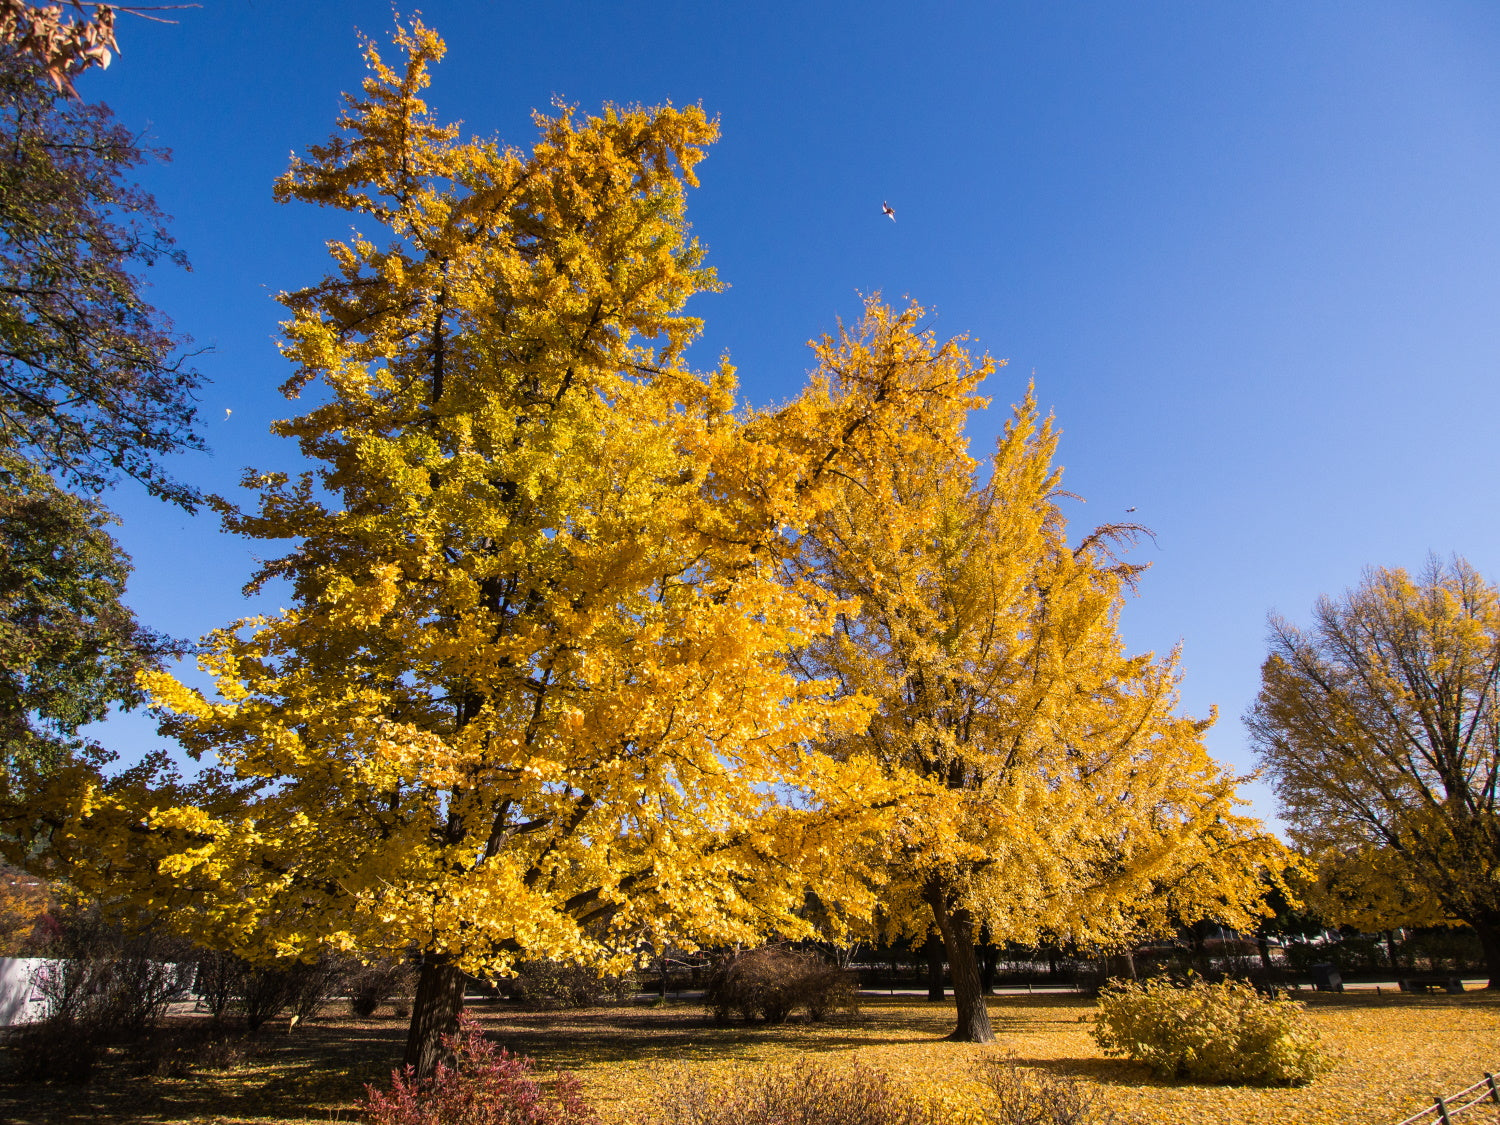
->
[0, 992, 1495, 1125]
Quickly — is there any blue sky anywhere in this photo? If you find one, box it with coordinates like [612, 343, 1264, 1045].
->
[80, 1, 1500, 831]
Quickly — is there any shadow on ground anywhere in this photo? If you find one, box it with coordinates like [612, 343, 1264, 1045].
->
[0, 1017, 407, 1125]
[477, 998, 957, 1067]
[4, 991, 1493, 1124]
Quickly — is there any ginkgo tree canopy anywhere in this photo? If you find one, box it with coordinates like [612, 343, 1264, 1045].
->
[0, 17, 1289, 1069]
[789, 301, 1289, 1041]
[3, 22, 968, 1073]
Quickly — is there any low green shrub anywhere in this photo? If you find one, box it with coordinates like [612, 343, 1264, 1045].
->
[1091, 977, 1329, 1086]
[650, 1059, 936, 1125]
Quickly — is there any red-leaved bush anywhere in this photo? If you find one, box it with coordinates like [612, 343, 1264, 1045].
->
[363, 1013, 597, 1125]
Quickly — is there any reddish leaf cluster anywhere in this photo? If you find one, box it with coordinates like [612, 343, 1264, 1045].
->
[364, 1013, 597, 1125]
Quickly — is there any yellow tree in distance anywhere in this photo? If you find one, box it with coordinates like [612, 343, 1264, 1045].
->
[1249, 557, 1500, 988]
[789, 303, 1289, 1042]
[5, 22, 974, 1074]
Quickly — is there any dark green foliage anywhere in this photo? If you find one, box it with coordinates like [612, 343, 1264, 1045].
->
[0, 453, 174, 775]
[1257, 873, 1328, 942]
[0, 46, 202, 506]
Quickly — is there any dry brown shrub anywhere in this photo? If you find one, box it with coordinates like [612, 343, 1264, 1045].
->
[126, 1023, 260, 1078]
[510, 959, 637, 1009]
[346, 958, 416, 1018]
[977, 1056, 1116, 1125]
[703, 946, 859, 1025]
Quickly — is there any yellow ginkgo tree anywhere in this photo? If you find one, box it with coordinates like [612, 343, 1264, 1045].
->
[789, 303, 1289, 1042]
[1, 24, 972, 1073]
[1249, 557, 1500, 988]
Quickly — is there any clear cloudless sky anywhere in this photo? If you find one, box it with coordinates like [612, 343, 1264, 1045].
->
[75, 0, 1500, 834]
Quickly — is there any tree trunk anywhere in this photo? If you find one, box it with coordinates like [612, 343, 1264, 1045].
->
[404, 956, 466, 1077]
[925, 933, 945, 1000]
[1475, 917, 1500, 990]
[926, 885, 994, 1043]
[1103, 951, 1137, 981]
[1188, 920, 1212, 972]
[979, 941, 998, 995]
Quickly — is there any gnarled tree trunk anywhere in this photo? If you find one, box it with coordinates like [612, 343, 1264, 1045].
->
[926, 880, 994, 1043]
[404, 956, 466, 1077]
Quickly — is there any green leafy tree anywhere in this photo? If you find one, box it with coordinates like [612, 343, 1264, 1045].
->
[0, 452, 172, 776]
[0, 16, 198, 784]
[0, 42, 202, 507]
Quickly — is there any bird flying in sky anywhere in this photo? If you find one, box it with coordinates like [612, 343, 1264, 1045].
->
[1126, 506, 1136, 513]
[224, 408, 232, 420]
[882, 201, 895, 221]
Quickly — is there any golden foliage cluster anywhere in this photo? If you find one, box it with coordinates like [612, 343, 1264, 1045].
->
[5, 20, 923, 977]
[0, 866, 49, 953]
[1, 20, 1286, 1045]
[1091, 977, 1328, 1085]
[790, 303, 1290, 1036]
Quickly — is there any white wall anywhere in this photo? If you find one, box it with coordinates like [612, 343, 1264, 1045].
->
[0, 958, 53, 1026]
